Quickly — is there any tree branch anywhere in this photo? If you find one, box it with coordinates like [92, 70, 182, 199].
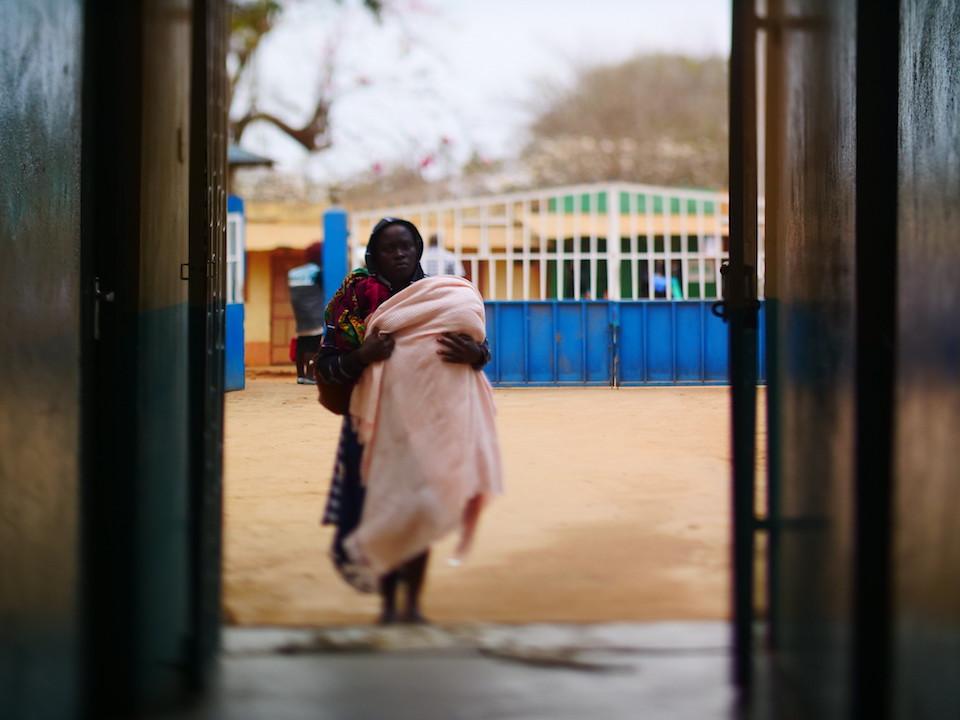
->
[231, 104, 333, 153]
[228, 0, 392, 156]
[228, 47, 253, 111]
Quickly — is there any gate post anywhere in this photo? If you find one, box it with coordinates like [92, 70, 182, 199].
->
[224, 196, 245, 391]
[607, 183, 622, 300]
[323, 208, 349, 309]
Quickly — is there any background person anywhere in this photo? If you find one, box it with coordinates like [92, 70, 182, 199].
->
[288, 242, 324, 383]
[421, 232, 466, 277]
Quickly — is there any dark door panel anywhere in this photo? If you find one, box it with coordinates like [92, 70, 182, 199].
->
[0, 2, 85, 718]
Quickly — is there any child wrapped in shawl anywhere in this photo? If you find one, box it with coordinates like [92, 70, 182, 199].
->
[314, 217, 500, 624]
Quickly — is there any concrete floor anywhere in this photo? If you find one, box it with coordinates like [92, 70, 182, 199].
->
[173, 623, 740, 720]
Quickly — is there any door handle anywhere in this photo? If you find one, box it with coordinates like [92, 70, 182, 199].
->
[712, 260, 731, 322]
[93, 276, 115, 340]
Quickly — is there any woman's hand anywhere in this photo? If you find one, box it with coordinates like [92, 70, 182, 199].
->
[356, 329, 395, 365]
[437, 332, 484, 365]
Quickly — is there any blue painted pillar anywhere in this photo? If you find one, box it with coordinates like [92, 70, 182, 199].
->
[323, 208, 349, 309]
[225, 195, 246, 391]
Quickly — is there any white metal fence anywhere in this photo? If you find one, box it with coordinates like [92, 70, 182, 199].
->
[351, 182, 764, 301]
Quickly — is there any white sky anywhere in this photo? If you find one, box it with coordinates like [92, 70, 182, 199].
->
[235, 0, 731, 181]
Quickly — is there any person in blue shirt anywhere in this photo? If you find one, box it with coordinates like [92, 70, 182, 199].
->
[288, 242, 325, 383]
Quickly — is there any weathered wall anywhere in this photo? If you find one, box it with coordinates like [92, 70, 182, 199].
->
[766, 0, 858, 715]
[894, 2, 960, 717]
[0, 1, 84, 717]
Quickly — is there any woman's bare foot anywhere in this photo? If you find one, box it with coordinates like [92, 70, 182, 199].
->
[378, 571, 400, 625]
[398, 551, 430, 626]
[398, 609, 429, 625]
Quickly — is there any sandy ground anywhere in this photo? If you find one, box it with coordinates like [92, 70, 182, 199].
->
[224, 375, 763, 626]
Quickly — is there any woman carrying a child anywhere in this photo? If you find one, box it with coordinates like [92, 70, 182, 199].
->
[314, 217, 503, 624]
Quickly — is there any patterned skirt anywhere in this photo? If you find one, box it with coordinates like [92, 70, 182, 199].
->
[322, 417, 377, 593]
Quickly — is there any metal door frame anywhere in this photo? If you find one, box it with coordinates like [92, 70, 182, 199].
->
[80, 0, 228, 712]
[80, 1, 145, 714]
[727, 0, 761, 691]
[187, 0, 228, 691]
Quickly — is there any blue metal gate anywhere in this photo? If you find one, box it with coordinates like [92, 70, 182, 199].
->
[483, 300, 766, 386]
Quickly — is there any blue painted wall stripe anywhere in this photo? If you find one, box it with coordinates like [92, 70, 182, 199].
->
[224, 303, 245, 391]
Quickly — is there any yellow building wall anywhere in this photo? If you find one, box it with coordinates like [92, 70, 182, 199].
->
[245, 250, 272, 366]
[482, 260, 543, 300]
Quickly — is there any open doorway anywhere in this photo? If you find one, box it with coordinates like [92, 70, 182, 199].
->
[221, 1, 754, 633]
[212, 1, 768, 717]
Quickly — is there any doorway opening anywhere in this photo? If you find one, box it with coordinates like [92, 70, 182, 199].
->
[216, 1, 762, 716]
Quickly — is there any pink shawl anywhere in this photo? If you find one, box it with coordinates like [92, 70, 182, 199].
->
[344, 276, 503, 575]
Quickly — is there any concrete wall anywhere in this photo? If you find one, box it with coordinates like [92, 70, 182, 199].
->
[0, 2, 84, 717]
[893, 3, 960, 717]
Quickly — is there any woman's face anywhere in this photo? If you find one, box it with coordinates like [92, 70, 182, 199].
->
[372, 225, 419, 286]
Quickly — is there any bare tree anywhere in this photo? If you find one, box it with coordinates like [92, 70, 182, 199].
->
[228, 0, 384, 153]
[522, 54, 728, 189]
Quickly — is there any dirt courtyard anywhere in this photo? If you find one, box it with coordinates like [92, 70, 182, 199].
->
[224, 375, 755, 626]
